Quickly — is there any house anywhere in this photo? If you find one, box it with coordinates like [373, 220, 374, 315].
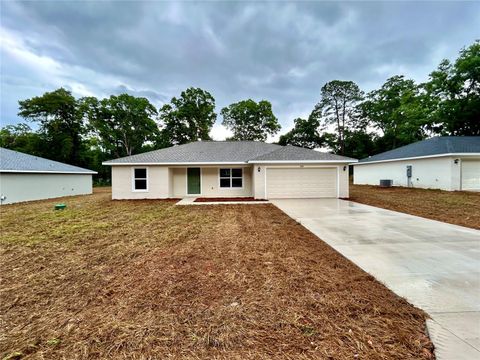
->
[103, 141, 356, 200]
[0, 148, 97, 205]
[353, 136, 480, 191]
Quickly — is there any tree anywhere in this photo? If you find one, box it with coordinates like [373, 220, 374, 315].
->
[425, 41, 480, 135]
[159, 87, 216, 145]
[0, 123, 45, 156]
[221, 99, 281, 141]
[358, 75, 430, 150]
[82, 94, 159, 158]
[278, 116, 324, 149]
[18, 88, 86, 165]
[312, 80, 363, 155]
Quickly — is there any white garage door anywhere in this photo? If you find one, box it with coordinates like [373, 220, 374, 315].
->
[462, 160, 480, 191]
[266, 167, 337, 198]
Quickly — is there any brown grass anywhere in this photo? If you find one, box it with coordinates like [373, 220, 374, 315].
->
[1, 188, 433, 359]
[350, 184, 480, 230]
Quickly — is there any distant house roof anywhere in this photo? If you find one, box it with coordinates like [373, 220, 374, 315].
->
[356, 136, 480, 165]
[103, 141, 356, 165]
[0, 148, 97, 174]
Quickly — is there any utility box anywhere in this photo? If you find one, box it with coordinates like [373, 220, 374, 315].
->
[379, 179, 393, 187]
[406, 165, 412, 178]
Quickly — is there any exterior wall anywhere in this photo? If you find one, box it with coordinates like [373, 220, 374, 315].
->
[253, 164, 349, 199]
[0, 173, 92, 205]
[111, 166, 170, 199]
[353, 157, 459, 190]
[171, 166, 253, 198]
[112, 165, 253, 199]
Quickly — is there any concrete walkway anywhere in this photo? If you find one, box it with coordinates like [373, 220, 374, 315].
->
[272, 199, 480, 360]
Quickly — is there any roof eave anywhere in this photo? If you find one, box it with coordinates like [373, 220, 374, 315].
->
[102, 161, 249, 166]
[247, 160, 357, 164]
[0, 170, 97, 174]
[354, 152, 480, 165]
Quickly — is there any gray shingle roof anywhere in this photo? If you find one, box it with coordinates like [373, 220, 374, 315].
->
[0, 148, 97, 174]
[103, 141, 356, 165]
[357, 136, 480, 164]
[249, 145, 355, 162]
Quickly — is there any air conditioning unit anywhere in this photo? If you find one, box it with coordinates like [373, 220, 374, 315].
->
[379, 179, 393, 187]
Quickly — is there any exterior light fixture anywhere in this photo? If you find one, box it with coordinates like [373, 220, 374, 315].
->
[257, 166, 261, 172]
[343, 166, 347, 171]
[454, 159, 459, 164]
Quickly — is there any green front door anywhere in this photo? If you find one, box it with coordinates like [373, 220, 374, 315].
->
[187, 168, 201, 195]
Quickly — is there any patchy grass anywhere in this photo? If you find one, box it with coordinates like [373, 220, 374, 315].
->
[1, 188, 433, 359]
[350, 184, 480, 230]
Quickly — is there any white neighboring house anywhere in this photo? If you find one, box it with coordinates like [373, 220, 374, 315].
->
[103, 141, 357, 200]
[353, 136, 480, 191]
[0, 148, 97, 205]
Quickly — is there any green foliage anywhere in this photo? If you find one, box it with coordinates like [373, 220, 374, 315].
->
[312, 80, 364, 155]
[278, 117, 324, 149]
[221, 99, 281, 141]
[18, 88, 86, 165]
[359, 75, 430, 150]
[425, 41, 480, 135]
[159, 87, 216, 145]
[82, 94, 159, 157]
[0, 123, 45, 156]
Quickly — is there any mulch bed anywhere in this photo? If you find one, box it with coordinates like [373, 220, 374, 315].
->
[0, 188, 434, 359]
[350, 184, 480, 230]
[194, 197, 267, 202]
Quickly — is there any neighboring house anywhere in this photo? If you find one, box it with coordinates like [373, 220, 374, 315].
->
[0, 148, 97, 205]
[353, 136, 480, 191]
[103, 141, 356, 200]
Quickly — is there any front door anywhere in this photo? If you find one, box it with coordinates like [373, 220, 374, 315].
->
[187, 168, 201, 195]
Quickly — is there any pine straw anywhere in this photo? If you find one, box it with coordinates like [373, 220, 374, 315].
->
[1, 188, 433, 359]
[350, 184, 480, 230]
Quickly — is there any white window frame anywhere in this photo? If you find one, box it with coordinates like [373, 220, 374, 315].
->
[132, 167, 148, 192]
[219, 168, 244, 189]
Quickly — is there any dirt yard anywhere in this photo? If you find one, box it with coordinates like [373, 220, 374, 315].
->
[350, 184, 480, 230]
[1, 188, 433, 359]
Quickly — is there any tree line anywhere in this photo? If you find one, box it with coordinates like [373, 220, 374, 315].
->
[1, 41, 478, 183]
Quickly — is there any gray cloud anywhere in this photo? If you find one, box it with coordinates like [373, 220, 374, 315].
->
[1, 1, 479, 140]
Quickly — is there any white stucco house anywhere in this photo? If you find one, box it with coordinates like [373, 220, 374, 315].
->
[0, 148, 97, 205]
[103, 141, 357, 200]
[353, 136, 480, 191]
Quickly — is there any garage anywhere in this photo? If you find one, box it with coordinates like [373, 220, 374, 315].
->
[265, 167, 337, 199]
[461, 160, 480, 191]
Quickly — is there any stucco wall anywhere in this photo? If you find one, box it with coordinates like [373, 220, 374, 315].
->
[111, 166, 170, 199]
[353, 157, 460, 190]
[253, 164, 349, 199]
[0, 173, 92, 205]
[171, 166, 253, 198]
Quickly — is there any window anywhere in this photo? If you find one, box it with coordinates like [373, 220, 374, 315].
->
[219, 168, 243, 188]
[133, 168, 148, 191]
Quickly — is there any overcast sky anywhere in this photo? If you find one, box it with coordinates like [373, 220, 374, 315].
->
[1, 1, 479, 141]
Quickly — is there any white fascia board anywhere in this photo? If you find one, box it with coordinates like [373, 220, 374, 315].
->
[353, 153, 480, 166]
[0, 170, 97, 174]
[247, 160, 357, 164]
[102, 161, 249, 166]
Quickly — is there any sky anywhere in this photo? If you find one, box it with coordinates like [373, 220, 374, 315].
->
[1, 1, 479, 141]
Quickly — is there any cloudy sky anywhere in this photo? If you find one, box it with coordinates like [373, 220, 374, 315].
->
[1, 1, 479, 140]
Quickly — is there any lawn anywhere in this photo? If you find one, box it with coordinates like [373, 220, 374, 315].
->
[350, 184, 480, 230]
[1, 188, 433, 359]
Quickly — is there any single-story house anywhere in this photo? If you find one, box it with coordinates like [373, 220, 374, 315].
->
[353, 136, 480, 191]
[103, 141, 356, 200]
[0, 148, 97, 205]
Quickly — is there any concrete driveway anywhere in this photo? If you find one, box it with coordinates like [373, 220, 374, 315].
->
[272, 199, 480, 360]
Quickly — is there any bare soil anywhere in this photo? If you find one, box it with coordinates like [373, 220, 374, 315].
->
[1, 188, 433, 359]
[350, 184, 480, 230]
